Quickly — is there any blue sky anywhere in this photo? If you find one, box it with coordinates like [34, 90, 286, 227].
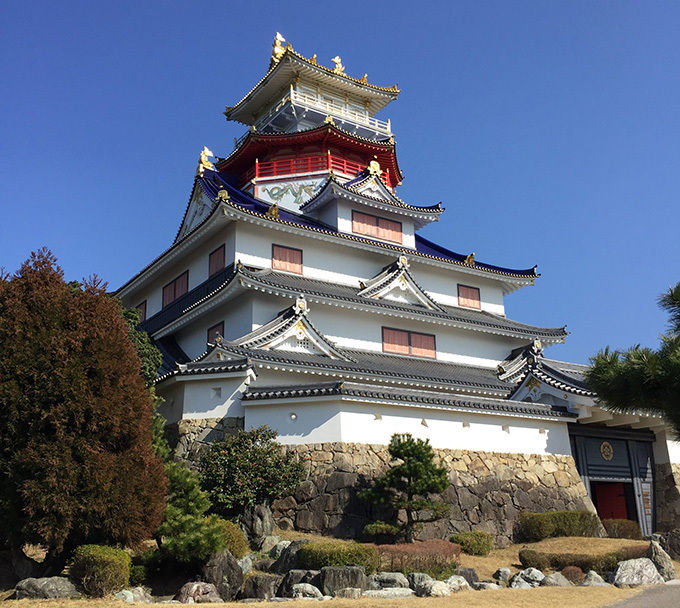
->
[2, 1, 678, 364]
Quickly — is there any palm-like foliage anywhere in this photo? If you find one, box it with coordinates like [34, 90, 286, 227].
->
[586, 283, 680, 438]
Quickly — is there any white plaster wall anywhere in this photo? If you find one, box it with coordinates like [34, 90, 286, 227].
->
[157, 381, 185, 424]
[653, 430, 680, 464]
[246, 401, 343, 444]
[181, 376, 249, 419]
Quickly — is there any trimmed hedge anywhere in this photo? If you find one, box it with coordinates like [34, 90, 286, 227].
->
[363, 520, 400, 542]
[375, 540, 460, 579]
[217, 519, 249, 559]
[518, 510, 602, 542]
[560, 566, 586, 584]
[602, 519, 643, 540]
[450, 530, 493, 556]
[298, 541, 379, 574]
[519, 543, 649, 575]
[70, 545, 131, 597]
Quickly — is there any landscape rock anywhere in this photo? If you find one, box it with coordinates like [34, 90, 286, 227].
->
[252, 558, 276, 572]
[259, 535, 281, 554]
[240, 504, 275, 545]
[291, 583, 323, 599]
[610, 558, 665, 588]
[333, 587, 362, 598]
[659, 529, 680, 560]
[492, 567, 511, 585]
[202, 550, 244, 601]
[320, 566, 368, 595]
[362, 587, 414, 598]
[581, 570, 610, 587]
[270, 539, 311, 574]
[444, 575, 471, 592]
[370, 572, 410, 589]
[414, 580, 451, 597]
[174, 581, 222, 603]
[540, 572, 573, 587]
[472, 582, 501, 590]
[278, 569, 320, 597]
[270, 540, 292, 559]
[15, 577, 81, 600]
[457, 567, 479, 586]
[407, 572, 433, 590]
[237, 574, 283, 600]
[508, 576, 533, 589]
[238, 555, 253, 575]
[648, 540, 678, 581]
[509, 567, 544, 588]
[114, 587, 154, 603]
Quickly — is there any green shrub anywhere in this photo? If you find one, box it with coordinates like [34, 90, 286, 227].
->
[70, 545, 131, 597]
[375, 540, 460, 578]
[363, 521, 400, 543]
[602, 519, 643, 540]
[217, 519, 249, 559]
[298, 541, 379, 574]
[519, 544, 649, 575]
[518, 510, 602, 542]
[449, 530, 493, 556]
[560, 566, 585, 584]
[129, 564, 146, 586]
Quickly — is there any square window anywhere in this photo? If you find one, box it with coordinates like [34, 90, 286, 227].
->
[458, 284, 481, 309]
[162, 271, 189, 308]
[382, 327, 436, 359]
[272, 244, 303, 274]
[352, 211, 402, 244]
[207, 321, 224, 344]
[209, 245, 225, 278]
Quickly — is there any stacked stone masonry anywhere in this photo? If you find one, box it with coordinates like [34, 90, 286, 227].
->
[656, 463, 680, 531]
[271, 442, 596, 545]
[169, 417, 244, 463]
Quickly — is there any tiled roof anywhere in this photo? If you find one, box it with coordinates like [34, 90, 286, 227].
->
[156, 356, 254, 383]
[242, 380, 577, 419]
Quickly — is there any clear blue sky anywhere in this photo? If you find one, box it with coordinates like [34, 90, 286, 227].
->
[2, 1, 679, 364]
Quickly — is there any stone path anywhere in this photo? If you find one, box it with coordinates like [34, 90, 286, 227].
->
[604, 580, 680, 608]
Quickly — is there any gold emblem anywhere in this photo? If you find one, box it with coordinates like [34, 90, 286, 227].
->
[368, 157, 381, 176]
[600, 441, 614, 461]
[331, 55, 345, 74]
[464, 252, 476, 266]
[265, 203, 279, 218]
[271, 32, 286, 63]
[196, 146, 214, 177]
[216, 187, 230, 203]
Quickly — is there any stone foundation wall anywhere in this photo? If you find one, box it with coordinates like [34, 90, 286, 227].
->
[272, 442, 596, 546]
[167, 417, 244, 464]
[656, 463, 680, 531]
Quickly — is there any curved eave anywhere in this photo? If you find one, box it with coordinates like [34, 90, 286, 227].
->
[226, 49, 399, 125]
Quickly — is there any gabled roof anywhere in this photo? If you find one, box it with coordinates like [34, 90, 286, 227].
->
[299, 172, 442, 229]
[225, 47, 399, 125]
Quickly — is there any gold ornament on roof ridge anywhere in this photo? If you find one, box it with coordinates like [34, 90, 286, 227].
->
[266, 203, 279, 218]
[324, 115, 335, 126]
[464, 253, 476, 266]
[331, 56, 345, 74]
[272, 32, 286, 63]
[216, 187, 230, 203]
[368, 157, 381, 176]
[196, 146, 215, 177]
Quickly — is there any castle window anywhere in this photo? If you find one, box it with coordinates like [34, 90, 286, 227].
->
[458, 284, 481, 309]
[162, 271, 188, 307]
[382, 327, 436, 359]
[136, 300, 147, 322]
[207, 321, 224, 344]
[352, 211, 402, 244]
[272, 245, 303, 274]
[209, 245, 225, 278]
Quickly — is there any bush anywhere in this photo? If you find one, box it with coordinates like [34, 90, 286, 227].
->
[70, 545, 131, 597]
[560, 566, 586, 584]
[518, 510, 602, 542]
[449, 531, 493, 556]
[375, 540, 460, 579]
[129, 564, 146, 586]
[298, 541, 379, 574]
[602, 519, 643, 540]
[217, 519, 249, 559]
[519, 544, 649, 575]
[363, 521, 400, 543]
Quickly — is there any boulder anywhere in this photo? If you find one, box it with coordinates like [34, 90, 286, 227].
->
[320, 566, 368, 595]
[334, 587, 362, 599]
[238, 554, 253, 575]
[259, 535, 281, 554]
[415, 580, 451, 597]
[659, 529, 680, 560]
[369, 572, 409, 589]
[291, 583, 323, 599]
[444, 574, 471, 592]
[174, 581, 222, 603]
[508, 576, 533, 589]
[610, 558, 665, 588]
[240, 504, 275, 545]
[492, 567, 511, 585]
[362, 587, 414, 598]
[648, 540, 678, 581]
[270, 539, 311, 574]
[269, 540, 292, 559]
[278, 569, 320, 597]
[408, 572, 433, 590]
[540, 572, 573, 587]
[509, 567, 544, 588]
[252, 558, 276, 572]
[201, 549, 244, 601]
[472, 582, 501, 590]
[15, 577, 81, 600]
[581, 570, 610, 587]
[237, 574, 283, 600]
[114, 587, 154, 603]
[457, 568, 479, 586]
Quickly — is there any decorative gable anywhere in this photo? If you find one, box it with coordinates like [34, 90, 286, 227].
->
[175, 183, 217, 243]
[358, 256, 444, 311]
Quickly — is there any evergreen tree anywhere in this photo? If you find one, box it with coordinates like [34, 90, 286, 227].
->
[586, 282, 680, 438]
[360, 433, 449, 543]
[0, 249, 167, 576]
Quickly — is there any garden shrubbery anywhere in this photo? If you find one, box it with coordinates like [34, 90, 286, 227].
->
[560, 565, 586, 584]
[298, 540, 379, 574]
[375, 540, 460, 579]
[519, 544, 649, 575]
[449, 530, 493, 556]
[363, 520, 401, 543]
[601, 518, 643, 540]
[70, 545, 131, 597]
[518, 510, 602, 542]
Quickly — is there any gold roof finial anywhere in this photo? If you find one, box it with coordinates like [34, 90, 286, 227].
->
[266, 203, 279, 219]
[216, 187, 230, 203]
[360, 74, 368, 84]
[464, 253, 476, 266]
[309, 54, 317, 65]
[331, 56, 345, 74]
[324, 115, 335, 126]
[272, 32, 286, 63]
[196, 146, 214, 177]
[368, 156, 381, 176]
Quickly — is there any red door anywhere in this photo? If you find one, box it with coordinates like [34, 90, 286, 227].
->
[594, 482, 628, 520]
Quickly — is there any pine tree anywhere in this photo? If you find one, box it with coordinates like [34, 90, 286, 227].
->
[0, 249, 167, 576]
[586, 282, 680, 438]
[360, 433, 449, 543]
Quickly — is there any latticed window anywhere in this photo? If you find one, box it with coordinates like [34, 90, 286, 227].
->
[209, 245, 225, 278]
[352, 210, 402, 244]
[458, 285, 481, 309]
[162, 271, 188, 308]
[382, 327, 436, 359]
[272, 245, 303, 274]
[136, 300, 147, 322]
